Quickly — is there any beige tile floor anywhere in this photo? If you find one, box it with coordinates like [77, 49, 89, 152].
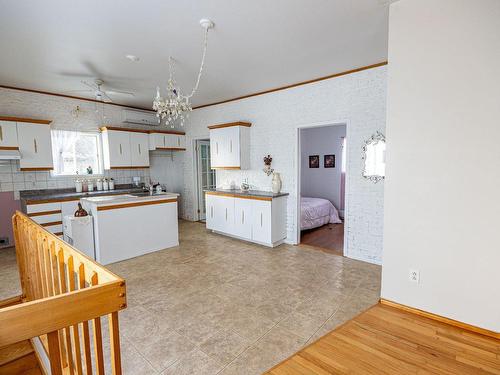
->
[0, 220, 381, 375]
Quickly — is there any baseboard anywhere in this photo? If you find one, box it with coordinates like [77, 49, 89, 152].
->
[380, 298, 500, 340]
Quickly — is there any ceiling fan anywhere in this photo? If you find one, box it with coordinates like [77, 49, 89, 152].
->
[66, 78, 134, 103]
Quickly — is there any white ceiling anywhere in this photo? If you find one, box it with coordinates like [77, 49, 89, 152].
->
[0, 0, 390, 109]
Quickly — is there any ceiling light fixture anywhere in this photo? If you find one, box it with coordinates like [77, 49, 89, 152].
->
[153, 18, 214, 127]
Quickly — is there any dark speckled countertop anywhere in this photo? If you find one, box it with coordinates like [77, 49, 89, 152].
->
[204, 188, 288, 199]
[20, 184, 147, 204]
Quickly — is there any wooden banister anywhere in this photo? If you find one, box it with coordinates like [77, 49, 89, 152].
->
[0, 211, 127, 375]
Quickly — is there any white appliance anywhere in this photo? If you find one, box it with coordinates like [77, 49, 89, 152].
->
[63, 215, 95, 259]
[122, 109, 159, 126]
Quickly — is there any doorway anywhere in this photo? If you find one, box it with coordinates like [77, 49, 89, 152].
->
[297, 123, 347, 256]
[196, 139, 215, 221]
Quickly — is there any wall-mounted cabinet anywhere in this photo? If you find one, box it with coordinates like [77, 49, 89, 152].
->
[12, 118, 53, 171]
[0, 120, 19, 149]
[205, 191, 287, 247]
[101, 126, 150, 169]
[208, 122, 251, 170]
[149, 130, 186, 151]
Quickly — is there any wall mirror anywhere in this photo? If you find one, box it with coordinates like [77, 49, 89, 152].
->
[362, 131, 386, 183]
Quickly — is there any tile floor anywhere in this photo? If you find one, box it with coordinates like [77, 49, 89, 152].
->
[0, 220, 381, 374]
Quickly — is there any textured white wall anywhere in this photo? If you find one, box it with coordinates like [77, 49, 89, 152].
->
[382, 0, 500, 331]
[300, 124, 346, 213]
[182, 66, 387, 264]
[0, 87, 182, 198]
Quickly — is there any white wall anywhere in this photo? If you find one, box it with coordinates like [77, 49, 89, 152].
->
[382, 0, 500, 331]
[300, 125, 346, 214]
[182, 66, 387, 264]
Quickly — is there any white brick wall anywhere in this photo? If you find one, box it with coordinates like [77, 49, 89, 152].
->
[182, 66, 387, 264]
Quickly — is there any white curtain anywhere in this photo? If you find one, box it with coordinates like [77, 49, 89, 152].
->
[51, 130, 79, 175]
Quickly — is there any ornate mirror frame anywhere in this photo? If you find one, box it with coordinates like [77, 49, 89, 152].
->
[362, 131, 386, 183]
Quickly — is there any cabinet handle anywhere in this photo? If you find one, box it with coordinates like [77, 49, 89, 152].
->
[216, 142, 218, 155]
[119, 144, 122, 154]
[242, 210, 244, 224]
[0, 125, 3, 141]
[34, 139, 38, 153]
[138, 143, 141, 154]
[178, 137, 180, 146]
[225, 207, 228, 221]
[261, 213, 263, 227]
[211, 206, 213, 218]
[230, 140, 232, 153]
[163, 136, 166, 146]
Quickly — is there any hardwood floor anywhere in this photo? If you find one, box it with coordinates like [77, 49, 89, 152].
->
[300, 223, 344, 256]
[265, 303, 500, 374]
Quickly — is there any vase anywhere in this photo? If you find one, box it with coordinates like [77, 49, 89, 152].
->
[272, 173, 282, 194]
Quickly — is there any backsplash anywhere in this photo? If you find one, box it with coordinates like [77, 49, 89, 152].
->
[0, 160, 150, 200]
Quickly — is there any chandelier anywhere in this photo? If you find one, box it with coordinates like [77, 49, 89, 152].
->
[153, 19, 214, 127]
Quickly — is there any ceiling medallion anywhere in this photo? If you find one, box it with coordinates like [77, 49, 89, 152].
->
[153, 19, 214, 127]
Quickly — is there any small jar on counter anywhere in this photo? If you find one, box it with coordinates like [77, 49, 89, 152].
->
[109, 178, 115, 190]
[103, 178, 109, 191]
[87, 180, 94, 192]
[96, 178, 103, 191]
[75, 179, 83, 193]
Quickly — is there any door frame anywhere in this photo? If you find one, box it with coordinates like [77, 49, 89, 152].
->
[295, 119, 350, 257]
[192, 137, 213, 222]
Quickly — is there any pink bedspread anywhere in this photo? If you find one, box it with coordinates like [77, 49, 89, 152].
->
[301, 197, 342, 230]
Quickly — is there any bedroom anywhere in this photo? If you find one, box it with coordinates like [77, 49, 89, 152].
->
[299, 124, 347, 255]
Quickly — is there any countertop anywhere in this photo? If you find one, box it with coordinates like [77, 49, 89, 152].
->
[204, 188, 289, 199]
[81, 192, 179, 207]
[20, 184, 148, 203]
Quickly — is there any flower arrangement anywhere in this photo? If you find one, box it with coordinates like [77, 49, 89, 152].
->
[263, 155, 274, 176]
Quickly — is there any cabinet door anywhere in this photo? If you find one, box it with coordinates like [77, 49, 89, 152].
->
[0, 121, 18, 148]
[224, 126, 241, 168]
[209, 130, 223, 168]
[130, 133, 150, 167]
[234, 198, 252, 240]
[18, 123, 53, 170]
[251, 200, 272, 244]
[165, 134, 185, 149]
[206, 194, 216, 230]
[105, 130, 131, 168]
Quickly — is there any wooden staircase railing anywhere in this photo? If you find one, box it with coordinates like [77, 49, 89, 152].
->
[0, 211, 127, 374]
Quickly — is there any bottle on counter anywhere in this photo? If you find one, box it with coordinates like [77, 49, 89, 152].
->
[109, 178, 115, 190]
[96, 178, 103, 191]
[75, 178, 83, 193]
[87, 179, 94, 192]
[103, 178, 109, 191]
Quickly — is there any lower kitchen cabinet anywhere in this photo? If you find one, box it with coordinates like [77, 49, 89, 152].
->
[205, 192, 287, 247]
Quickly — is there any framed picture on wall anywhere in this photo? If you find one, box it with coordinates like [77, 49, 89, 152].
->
[324, 154, 335, 168]
[309, 155, 319, 168]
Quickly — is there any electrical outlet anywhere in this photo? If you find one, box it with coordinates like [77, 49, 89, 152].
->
[0, 237, 9, 247]
[409, 269, 420, 283]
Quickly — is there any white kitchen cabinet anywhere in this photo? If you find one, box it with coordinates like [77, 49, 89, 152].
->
[251, 200, 273, 244]
[233, 198, 252, 240]
[130, 132, 150, 167]
[205, 192, 287, 247]
[102, 129, 131, 168]
[208, 122, 250, 169]
[17, 122, 54, 171]
[149, 131, 186, 151]
[206, 194, 234, 233]
[0, 121, 19, 148]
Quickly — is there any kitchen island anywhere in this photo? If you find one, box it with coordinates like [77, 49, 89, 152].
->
[81, 192, 179, 264]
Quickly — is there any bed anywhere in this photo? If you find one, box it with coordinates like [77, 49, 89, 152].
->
[301, 197, 342, 230]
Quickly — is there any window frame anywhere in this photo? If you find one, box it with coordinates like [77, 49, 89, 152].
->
[50, 130, 105, 178]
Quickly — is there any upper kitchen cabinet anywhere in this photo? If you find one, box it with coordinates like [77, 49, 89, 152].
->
[130, 131, 150, 167]
[149, 130, 186, 151]
[208, 122, 251, 169]
[101, 126, 150, 169]
[14, 118, 54, 171]
[0, 120, 19, 149]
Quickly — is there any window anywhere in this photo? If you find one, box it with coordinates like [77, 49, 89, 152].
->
[51, 130, 103, 176]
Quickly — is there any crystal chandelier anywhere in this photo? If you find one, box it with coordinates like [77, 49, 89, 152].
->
[153, 19, 214, 127]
